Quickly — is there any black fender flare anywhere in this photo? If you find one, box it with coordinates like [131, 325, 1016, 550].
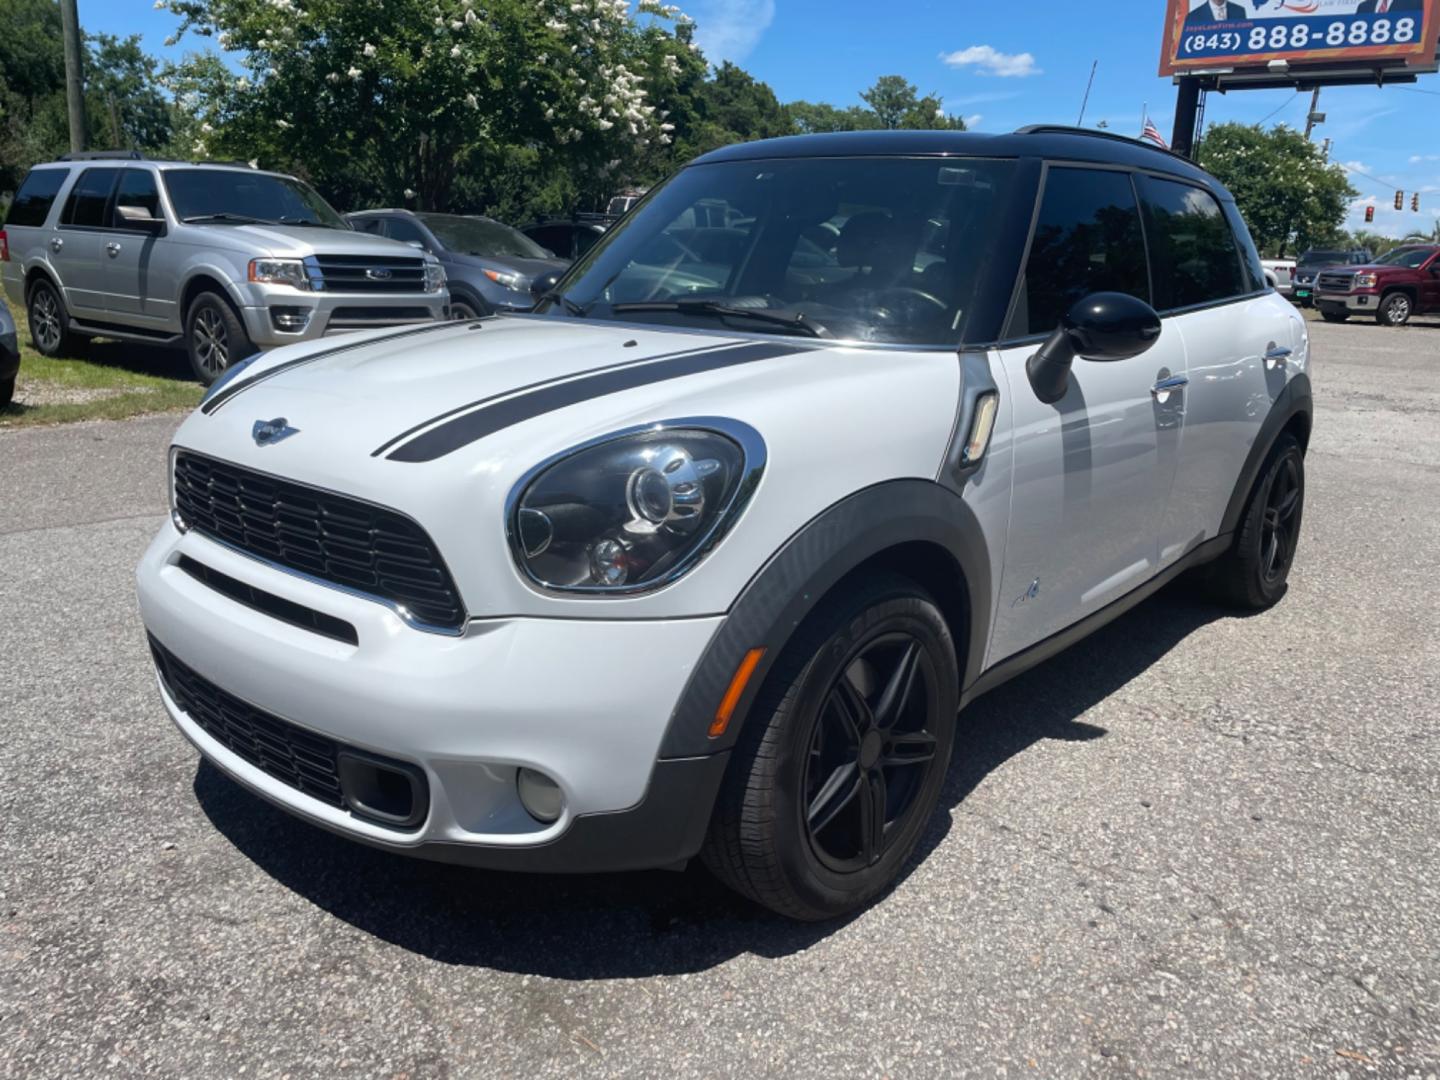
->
[1219, 371, 1313, 537]
[658, 478, 992, 759]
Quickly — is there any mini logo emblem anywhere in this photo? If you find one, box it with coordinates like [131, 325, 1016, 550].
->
[365, 267, 393, 281]
[252, 417, 299, 446]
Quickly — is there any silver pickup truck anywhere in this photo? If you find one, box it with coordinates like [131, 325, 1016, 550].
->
[1, 153, 448, 383]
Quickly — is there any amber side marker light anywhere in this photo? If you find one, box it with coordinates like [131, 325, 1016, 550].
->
[710, 647, 766, 738]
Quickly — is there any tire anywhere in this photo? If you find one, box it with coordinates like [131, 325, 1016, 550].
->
[701, 574, 959, 920]
[26, 278, 82, 358]
[1320, 310, 1349, 323]
[185, 291, 256, 385]
[449, 296, 488, 321]
[1206, 433, 1305, 610]
[1377, 291, 1413, 327]
[0, 376, 14, 408]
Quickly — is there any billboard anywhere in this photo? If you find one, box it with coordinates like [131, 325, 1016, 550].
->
[1160, 0, 1440, 76]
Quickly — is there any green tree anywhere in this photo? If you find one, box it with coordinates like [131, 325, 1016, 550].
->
[787, 100, 879, 134]
[161, 0, 695, 213]
[1198, 122, 1355, 257]
[859, 75, 964, 131]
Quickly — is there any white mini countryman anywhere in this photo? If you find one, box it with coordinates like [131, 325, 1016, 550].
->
[138, 129, 1311, 919]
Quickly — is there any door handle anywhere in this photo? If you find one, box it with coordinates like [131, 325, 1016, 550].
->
[1265, 343, 1292, 367]
[50, 237, 63, 253]
[1151, 374, 1189, 397]
[105, 242, 122, 257]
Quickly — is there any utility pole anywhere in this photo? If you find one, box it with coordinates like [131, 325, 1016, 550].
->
[1171, 78, 1201, 158]
[59, 0, 87, 153]
[1303, 87, 1324, 141]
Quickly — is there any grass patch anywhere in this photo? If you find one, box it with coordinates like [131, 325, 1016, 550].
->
[2, 295, 203, 429]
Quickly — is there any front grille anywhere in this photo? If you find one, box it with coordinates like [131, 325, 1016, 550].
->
[313, 254, 426, 293]
[150, 635, 345, 809]
[1318, 272, 1355, 293]
[172, 451, 466, 630]
[325, 306, 434, 332]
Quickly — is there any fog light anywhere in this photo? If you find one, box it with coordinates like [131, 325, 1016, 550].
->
[517, 767, 564, 823]
[270, 306, 312, 332]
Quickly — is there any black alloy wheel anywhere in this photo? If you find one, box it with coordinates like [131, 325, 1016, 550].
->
[702, 574, 959, 920]
[1259, 451, 1302, 588]
[803, 633, 942, 873]
[1205, 432, 1305, 610]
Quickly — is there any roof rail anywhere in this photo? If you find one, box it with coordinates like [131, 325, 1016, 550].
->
[58, 149, 145, 161]
[193, 159, 258, 169]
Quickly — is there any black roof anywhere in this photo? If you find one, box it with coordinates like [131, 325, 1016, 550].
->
[692, 126, 1217, 188]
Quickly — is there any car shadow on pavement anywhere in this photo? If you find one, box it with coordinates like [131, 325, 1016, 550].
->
[193, 584, 1234, 979]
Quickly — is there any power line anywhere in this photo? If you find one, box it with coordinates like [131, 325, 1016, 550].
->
[1338, 162, 1399, 196]
[1257, 91, 1303, 126]
[1394, 86, 1440, 98]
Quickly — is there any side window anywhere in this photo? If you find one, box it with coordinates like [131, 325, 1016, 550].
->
[1137, 176, 1247, 310]
[60, 167, 121, 229]
[527, 226, 570, 257]
[1008, 167, 1149, 338]
[385, 217, 429, 249]
[112, 169, 161, 228]
[4, 169, 69, 227]
[353, 216, 385, 235]
[574, 228, 602, 257]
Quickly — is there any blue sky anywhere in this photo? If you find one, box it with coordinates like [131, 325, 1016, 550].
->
[85, 0, 1440, 238]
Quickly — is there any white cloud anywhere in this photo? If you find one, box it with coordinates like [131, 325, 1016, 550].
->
[939, 45, 1041, 78]
[964, 114, 983, 129]
[689, 0, 775, 64]
[1409, 154, 1440, 164]
[1340, 160, 1372, 175]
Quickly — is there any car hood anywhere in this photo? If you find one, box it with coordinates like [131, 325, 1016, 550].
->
[447, 252, 568, 279]
[219, 224, 421, 258]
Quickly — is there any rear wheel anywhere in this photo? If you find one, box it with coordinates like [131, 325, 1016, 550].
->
[449, 298, 485, 321]
[1206, 434, 1304, 610]
[1320, 309, 1349, 323]
[1377, 291, 1412, 327]
[185, 292, 255, 385]
[702, 574, 958, 920]
[26, 278, 83, 357]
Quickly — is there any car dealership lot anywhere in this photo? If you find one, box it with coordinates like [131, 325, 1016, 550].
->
[1, 319, 1437, 1078]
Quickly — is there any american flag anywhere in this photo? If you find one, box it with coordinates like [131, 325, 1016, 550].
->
[1140, 117, 1168, 149]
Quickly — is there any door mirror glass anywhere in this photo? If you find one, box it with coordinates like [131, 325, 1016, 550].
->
[530, 268, 564, 303]
[1026, 291, 1161, 404]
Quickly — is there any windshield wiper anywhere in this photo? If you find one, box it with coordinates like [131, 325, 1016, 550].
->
[610, 300, 826, 338]
[535, 291, 587, 317]
[276, 216, 336, 228]
[182, 213, 270, 225]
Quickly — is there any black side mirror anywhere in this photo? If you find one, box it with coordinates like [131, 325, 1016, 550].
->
[1026, 292, 1162, 405]
[116, 204, 165, 235]
[531, 269, 564, 304]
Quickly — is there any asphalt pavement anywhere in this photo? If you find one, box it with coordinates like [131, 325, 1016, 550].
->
[2, 319, 1438, 1078]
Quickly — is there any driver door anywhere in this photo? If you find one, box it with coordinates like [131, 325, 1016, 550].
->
[987, 166, 1185, 664]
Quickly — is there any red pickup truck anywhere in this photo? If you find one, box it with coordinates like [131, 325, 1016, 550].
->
[1315, 244, 1440, 326]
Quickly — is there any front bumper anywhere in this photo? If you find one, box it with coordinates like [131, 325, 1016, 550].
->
[136, 522, 728, 871]
[1317, 292, 1379, 313]
[239, 286, 448, 348]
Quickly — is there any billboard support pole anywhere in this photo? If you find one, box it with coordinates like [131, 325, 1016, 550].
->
[1171, 77, 1201, 159]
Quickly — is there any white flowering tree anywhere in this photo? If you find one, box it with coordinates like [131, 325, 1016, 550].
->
[159, 0, 696, 212]
[1198, 122, 1355, 257]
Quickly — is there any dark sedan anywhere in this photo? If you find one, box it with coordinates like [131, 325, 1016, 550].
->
[347, 210, 567, 316]
[1, 300, 19, 408]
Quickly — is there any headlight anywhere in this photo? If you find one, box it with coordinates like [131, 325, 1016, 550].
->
[248, 257, 310, 290]
[507, 419, 766, 594]
[424, 260, 447, 293]
[482, 267, 526, 292]
[1353, 272, 1378, 289]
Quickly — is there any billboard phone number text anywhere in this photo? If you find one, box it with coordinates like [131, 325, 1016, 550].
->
[1180, 14, 1421, 60]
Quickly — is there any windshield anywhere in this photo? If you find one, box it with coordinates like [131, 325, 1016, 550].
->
[1299, 250, 1349, 266]
[545, 157, 1015, 346]
[163, 169, 347, 227]
[1374, 246, 1434, 268]
[418, 214, 549, 258]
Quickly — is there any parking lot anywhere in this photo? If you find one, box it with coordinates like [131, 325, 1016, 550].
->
[1, 318, 1437, 1078]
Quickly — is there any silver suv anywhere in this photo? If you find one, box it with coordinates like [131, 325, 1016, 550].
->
[1, 152, 448, 383]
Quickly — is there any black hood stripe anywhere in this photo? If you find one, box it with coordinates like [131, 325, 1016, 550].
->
[369, 339, 741, 459]
[386, 340, 808, 463]
[202, 320, 468, 415]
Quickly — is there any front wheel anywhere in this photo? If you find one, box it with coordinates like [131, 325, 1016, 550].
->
[185, 292, 256, 385]
[1320, 309, 1349, 324]
[1205, 433, 1305, 610]
[702, 575, 959, 920]
[1377, 292, 1412, 327]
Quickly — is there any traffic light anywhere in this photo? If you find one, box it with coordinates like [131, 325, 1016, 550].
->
[1365, 205, 1376, 223]
[1395, 190, 1405, 210]
[1413, 194, 1421, 212]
